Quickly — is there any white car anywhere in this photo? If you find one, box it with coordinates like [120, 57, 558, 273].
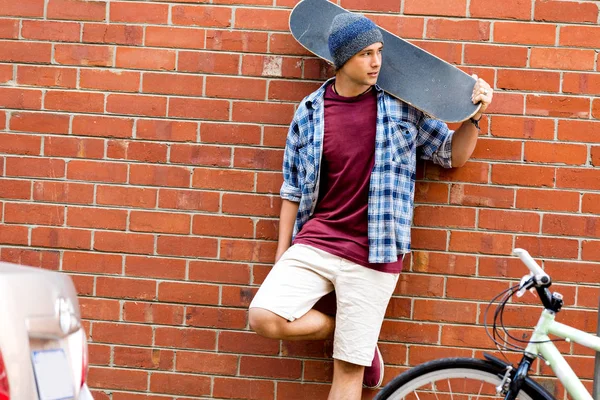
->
[0, 262, 93, 400]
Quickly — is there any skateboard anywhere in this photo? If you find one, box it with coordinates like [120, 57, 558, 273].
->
[289, 0, 481, 123]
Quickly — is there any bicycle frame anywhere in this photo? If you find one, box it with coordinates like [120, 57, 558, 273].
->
[524, 308, 600, 400]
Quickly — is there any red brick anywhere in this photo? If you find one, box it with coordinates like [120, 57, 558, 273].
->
[482, 92, 525, 115]
[426, 19, 490, 41]
[206, 30, 268, 52]
[534, 0, 598, 23]
[45, 90, 104, 113]
[92, 322, 153, 346]
[268, 80, 322, 102]
[528, 95, 590, 118]
[412, 251, 476, 276]
[54, 44, 114, 67]
[158, 281, 219, 305]
[471, 137, 522, 161]
[169, 97, 230, 120]
[80, 69, 140, 92]
[583, 241, 600, 262]
[94, 231, 155, 254]
[116, 47, 176, 70]
[0, 0, 44, 17]
[592, 146, 600, 167]
[72, 115, 133, 139]
[107, 140, 168, 163]
[1, 247, 59, 270]
[155, 327, 216, 350]
[5, 203, 64, 226]
[156, 236, 218, 258]
[524, 142, 587, 165]
[0, 41, 51, 63]
[67, 206, 127, 230]
[465, 44, 528, 67]
[241, 54, 303, 79]
[71, 275, 94, 296]
[556, 168, 600, 190]
[564, 73, 600, 95]
[516, 188, 579, 212]
[31, 227, 91, 250]
[136, 119, 197, 142]
[83, 23, 143, 45]
[145, 26, 204, 49]
[88, 367, 147, 391]
[413, 299, 477, 323]
[96, 185, 157, 208]
[46, 136, 104, 159]
[220, 239, 277, 262]
[543, 214, 600, 238]
[218, 331, 279, 355]
[583, 193, 600, 214]
[531, 48, 595, 71]
[491, 164, 555, 187]
[10, 112, 69, 134]
[67, 160, 128, 183]
[114, 347, 174, 370]
[189, 260, 251, 284]
[79, 298, 120, 321]
[130, 211, 190, 234]
[490, 116, 552, 140]
[33, 181, 94, 204]
[370, 15, 424, 39]
[494, 21, 556, 45]
[172, 5, 231, 27]
[405, 0, 467, 17]
[380, 320, 439, 343]
[48, 0, 106, 21]
[96, 277, 156, 300]
[123, 302, 185, 325]
[62, 251, 122, 274]
[269, 33, 312, 56]
[595, 99, 600, 119]
[441, 325, 495, 349]
[413, 206, 475, 228]
[560, 25, 600, 49]
[0, 87, 42, 109]
[176, 350, 238, 375]
[425, 161, 489, 183]
[222, 193, 280, 217]
[178, 51, 239, 74]
[192, 168, 254, 191]
[0, 64, 12, 82]
[0, 225, 28, 246]
[125, 256, 186, 280]
[6, 157, 65, 179]
[107, 94, 167, 117]
[409, 345, 472, 366]
[233, 101, 295, 124]
[17, 66, 77, 89]
[192, 215, 254, 238]
[340, 0, 400, 12]
[470, 0, 531, 19]
[110, 1, 168, 24]
[497, 69, 560, 92]
[22, 20, 80, 42]
[412, 40, 463, 64]
[130, 164, 191, 187]
[201, 122, 261, 145]
[0, 133, 41, 156]
[206, 76, 267, 100]
[150, 373, 211, 397]
[276, 382, 329, 400]
[235, 8, 289, 31]
[479, 209, 540, 233]
[234, 148, 282, 171]
[0, 178, 31, 200]
[158, 188, 219, 212]
[410, 228, 448, 251]
[142, 72, 204, 96]
[449, 231, 513, 255]
[515, 235, 579, 258]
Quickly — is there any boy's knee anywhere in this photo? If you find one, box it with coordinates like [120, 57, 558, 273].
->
[249, 308, 285, 338]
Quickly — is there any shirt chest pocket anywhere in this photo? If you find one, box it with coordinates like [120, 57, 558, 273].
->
[389, 122, 416, 166]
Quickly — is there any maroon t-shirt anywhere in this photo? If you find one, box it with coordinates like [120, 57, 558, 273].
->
[294, 83, 403, 274]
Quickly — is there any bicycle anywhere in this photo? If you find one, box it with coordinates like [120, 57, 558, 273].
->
[375, 248, 600, 400]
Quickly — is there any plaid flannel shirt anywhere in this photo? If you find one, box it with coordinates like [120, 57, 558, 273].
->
[280, 78, 454, 263]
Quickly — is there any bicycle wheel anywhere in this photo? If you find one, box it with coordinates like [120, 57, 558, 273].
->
[376, 358, 549, 400]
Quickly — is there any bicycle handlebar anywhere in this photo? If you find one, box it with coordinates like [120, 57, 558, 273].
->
[512, 248, 551, 285]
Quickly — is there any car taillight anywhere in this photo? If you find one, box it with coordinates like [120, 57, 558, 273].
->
[0, 350, 9, 400]
[80, 331, 88, 388]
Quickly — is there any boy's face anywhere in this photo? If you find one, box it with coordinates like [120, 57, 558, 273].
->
[338, 42, 383, 87]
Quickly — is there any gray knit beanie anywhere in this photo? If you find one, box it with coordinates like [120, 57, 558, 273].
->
[328, 13, 384, 69]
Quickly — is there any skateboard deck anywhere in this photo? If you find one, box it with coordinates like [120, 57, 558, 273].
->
[289, 0, 481, 123]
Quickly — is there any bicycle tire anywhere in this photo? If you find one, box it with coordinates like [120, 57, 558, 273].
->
[375, 357, 553, 400]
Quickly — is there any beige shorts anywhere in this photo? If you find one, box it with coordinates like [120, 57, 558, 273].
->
[249, 244, 400, 366]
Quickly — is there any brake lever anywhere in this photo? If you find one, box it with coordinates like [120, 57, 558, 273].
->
[516, 274, 535, 298]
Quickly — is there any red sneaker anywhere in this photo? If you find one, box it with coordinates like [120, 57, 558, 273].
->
[363, 345, 384, 389]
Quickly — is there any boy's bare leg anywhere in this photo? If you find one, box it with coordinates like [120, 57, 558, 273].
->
[328, 359, 364, 400]
[249, 307, 334, 340]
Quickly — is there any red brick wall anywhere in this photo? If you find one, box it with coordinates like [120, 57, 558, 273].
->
[1, 0, 599, 398]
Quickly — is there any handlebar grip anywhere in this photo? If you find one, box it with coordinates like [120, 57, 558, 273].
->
[513, 248, 550, 282]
